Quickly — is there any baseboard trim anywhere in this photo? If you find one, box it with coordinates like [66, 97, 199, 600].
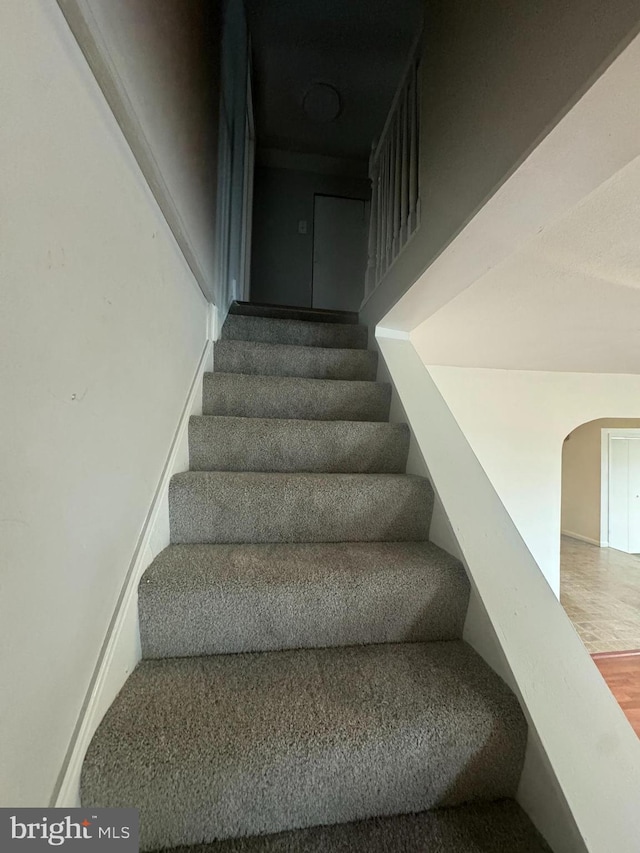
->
[592, 648, 640, 660]
[561, 530, 601, 547]
[52, 340, 212, 807]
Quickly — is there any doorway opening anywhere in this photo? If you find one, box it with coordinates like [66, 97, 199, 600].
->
[244, 0, 424, 313]
[561, 419, 640, 735]
[560, 418, 640, 653]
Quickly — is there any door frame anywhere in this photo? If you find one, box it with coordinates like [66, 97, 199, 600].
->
[239, 48, 255, 301]
[600, 428, 640, 547]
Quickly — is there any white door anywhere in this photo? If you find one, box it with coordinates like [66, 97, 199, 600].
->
[608, 437, 640, 553]
[312, 195, 368, 312]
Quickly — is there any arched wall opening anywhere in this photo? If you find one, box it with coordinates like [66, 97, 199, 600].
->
[560, 418, 640, 656]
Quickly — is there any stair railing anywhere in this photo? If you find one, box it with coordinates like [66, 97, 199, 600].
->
[366, 31, 422, 300]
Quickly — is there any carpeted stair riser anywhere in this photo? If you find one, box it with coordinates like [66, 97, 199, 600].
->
[189, 417, 410, 473]
[204, 373, 391, 422]
[81, 642, 528, 851]
[214, 340, 378, 380]
[169, 472, 433, 545]
[139, 542, 470, 658]
[151, 801, 551, 853]
[221, 314, 368, 349]
[229, 301, 358, 325]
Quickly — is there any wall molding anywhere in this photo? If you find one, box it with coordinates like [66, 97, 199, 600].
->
[592, 648, 640, 660]
[52, 340, 212, 807]
[561, 530, 601, 547]
[55, 0, 214, 304]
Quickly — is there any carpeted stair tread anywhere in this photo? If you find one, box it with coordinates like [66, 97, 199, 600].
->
[203, 374, 391, 421]
[188, 416, 409, 473]
[221, 314, 368, 349]
[169, 471, 433, 544]
[81, 641, 528, 850]
[229, 301, 359, 325]
[213, 340, 377, 380]
[157, 800, 551, 853]
[139, 541, 470, 658]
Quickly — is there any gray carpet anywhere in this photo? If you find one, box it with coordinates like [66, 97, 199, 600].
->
[169, 471, 433, 544]
[188, 417, 410, 473]
[82, 302, 541, 852]
[81, 642, 527, 851]
[204, 373, 391, 421]
[154, 801, 551, 853]
[222, 314, 368, 349]
[139, 542, 470, 657]
[214, 340, 377, 380]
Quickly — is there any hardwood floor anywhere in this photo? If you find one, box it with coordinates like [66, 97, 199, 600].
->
[593, 651, 640, 736]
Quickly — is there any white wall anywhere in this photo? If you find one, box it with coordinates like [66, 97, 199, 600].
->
[378, 337, 640, 853]
[251, 163, 370, 307]
[562, 419, 640, 543]
[425, 368, 640, 595]
[57, 0, 222, 305]
[0, 0, 208, 806]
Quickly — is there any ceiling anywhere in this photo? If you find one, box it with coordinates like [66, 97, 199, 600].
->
[245, 0, 424, 163]
[412, 153, 640, 374]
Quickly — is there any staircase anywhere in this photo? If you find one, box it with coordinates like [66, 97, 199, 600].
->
[81, 302, 551, 852]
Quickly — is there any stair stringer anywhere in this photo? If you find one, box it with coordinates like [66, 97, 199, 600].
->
[374, 336, 586, 853]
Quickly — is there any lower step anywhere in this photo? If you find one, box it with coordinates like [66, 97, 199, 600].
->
[188, 417, 410, 473]
[214, 340, 378, 380]
[169, 472, 433, 544]
[152, 800, 551, 852]
[139, 541, 470, 658]
[204, 373, 391, 421]
[81, 642, 528, 851]
[221, 314, 368, 349]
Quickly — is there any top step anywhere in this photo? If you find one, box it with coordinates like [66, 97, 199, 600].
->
[229, 301, 359, 325]
[222, 314, 368, 350]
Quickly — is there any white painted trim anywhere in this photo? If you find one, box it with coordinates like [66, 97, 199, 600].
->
[371, 26, 423, 165]
[240, 49, 255, 302]
[600, 429, 609, 548]
[600, 428, 640, 550]
[375, 326, 410, 341]
[52, 340, 212, 807]
[55, 0, 214, 303]
[208, 303, 221, 343]
[561, 530, 601, 547]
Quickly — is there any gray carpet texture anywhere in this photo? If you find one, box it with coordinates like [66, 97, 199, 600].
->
[139, 542, 470, 658]
[228, 301, 358, 325]
[188, 416, 410, 473]
[222, 314, 368, 349]
[204, 373, 391, 421]
[81, 642, 527, 851]
[213, 340, 378, 380]
[156, 801, 551, 853]
[82, 302, 538, 852]
[169, 471, 433, 544]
